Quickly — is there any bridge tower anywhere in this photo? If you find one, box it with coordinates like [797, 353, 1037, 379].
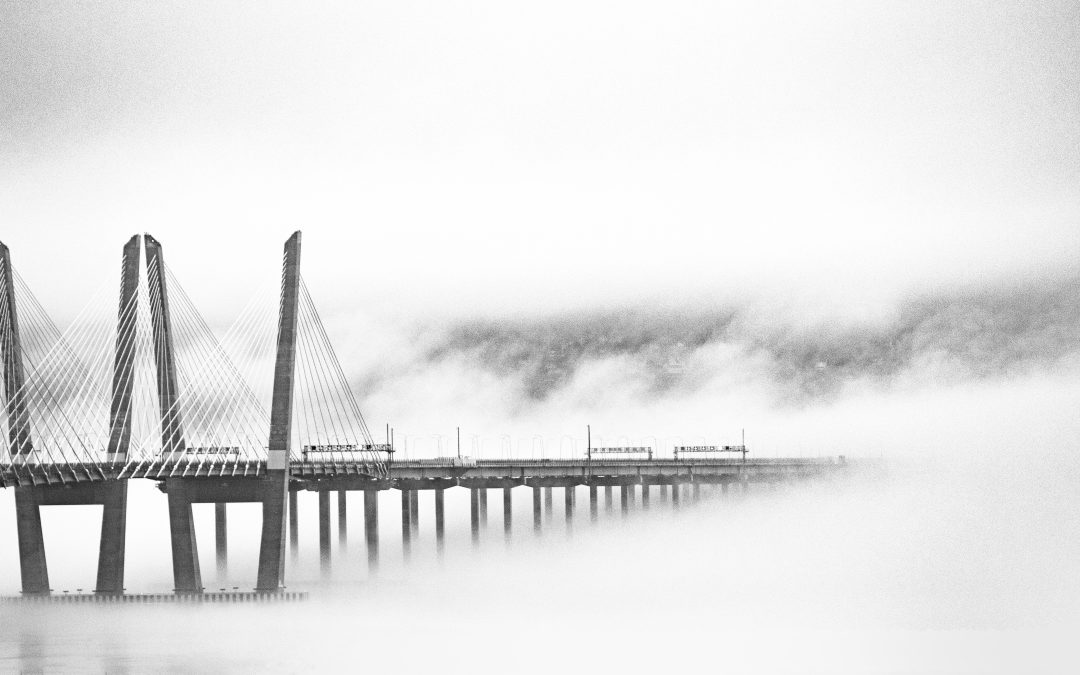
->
[2, 237, 142, 595]
[257, 231, 301, 591]
[144, 234, 204, 593]
[95, 234, 141, 594]
[1, 241, 48, 594]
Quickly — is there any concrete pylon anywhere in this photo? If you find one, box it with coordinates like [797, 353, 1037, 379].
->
[96, 234, 141, 595]
[256, 231, 301, 591]
[1, 242, 32, 458]
[105, 235, 141, 463]
[146, 235, 202, 594]
[2, 241, 49, 595]
[144, 235, 185, 459]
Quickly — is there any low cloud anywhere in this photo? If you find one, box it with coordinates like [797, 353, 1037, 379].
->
[359, 274, 1080, 413]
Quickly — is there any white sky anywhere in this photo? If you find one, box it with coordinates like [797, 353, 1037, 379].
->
[1, 0, 1077, 323]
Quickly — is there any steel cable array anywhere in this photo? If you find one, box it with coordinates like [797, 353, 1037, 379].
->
[1, 242, 386, 483]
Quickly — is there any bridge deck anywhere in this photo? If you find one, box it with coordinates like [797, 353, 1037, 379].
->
[0, 457, 844, 488]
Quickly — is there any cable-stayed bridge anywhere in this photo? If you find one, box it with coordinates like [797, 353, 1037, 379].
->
[0, 233, 847, 599]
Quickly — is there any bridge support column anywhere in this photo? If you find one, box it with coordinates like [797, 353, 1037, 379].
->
[604, 486, 613, 511]
[543, 487, 553, 518]
[478, 488, 487, 528]
[589, 485, 598, 521]
[166, 480, 202, 594]
[620, 485, 630, 513]
[289, 490, 299, 561]
[721, 481, 729, 495]
[364, 490, 378, 570]
[660, 484, 669, 503]
[470, 488, 480, 545]
[215, 503, 227, 579]
[564, 486, 574, 526]
[672, 483, 681, 507]
[401, 490, 412, 559]
[14, 490, 49, 595]
[338, 491, 348, 548]
[532, 487, 541, 531]
[693, 483, 701, 501]
[410, 489, 419, 537]
[503, 487, 512, 540]
[319, 491, 331, 574]
[641, 483, 650, 508]
[435, 488, 445, 553]
[95, 482, 128, 594]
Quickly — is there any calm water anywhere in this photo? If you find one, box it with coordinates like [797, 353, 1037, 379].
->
[1, 458, 1078, 674]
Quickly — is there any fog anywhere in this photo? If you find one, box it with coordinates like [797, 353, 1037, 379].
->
[1, 448, 1078, 673]
[3, 0, 1080, 671]
[2, 322, 1079, 672]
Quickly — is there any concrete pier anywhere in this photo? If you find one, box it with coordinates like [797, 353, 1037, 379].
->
[564, 486, 574, 526]
[532, 487, 541, 531]
[338, 491, 347, 547]
[478, 488, 487, 528]
[363, 490, 378, 570]
[215, 503, 227, 579]
[401, 490, 412, 559]
[503, 487, 512, 540]
[95, 482, 128, 595]
[672, 483, 681, 507]
[470, 488, 481, 545]
[435, 488, 445, 553]
[288, 490, 299, 561]
[319, 491, 331, 573]
[620, 485, 630, 514]
[604, 485, 613, 511]
[409, 489, 419, 536]
[14, 489, 48, 595]
[543, 486, 553, 518]
[166, 481, 201, 594]
[589, 485, 598, 520]
[641, 483, 650, 508]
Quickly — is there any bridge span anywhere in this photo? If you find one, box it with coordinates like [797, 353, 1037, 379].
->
[0, 232, 847, 598]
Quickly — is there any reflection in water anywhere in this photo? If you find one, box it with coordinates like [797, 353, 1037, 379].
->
[0, 459, 1078, 674]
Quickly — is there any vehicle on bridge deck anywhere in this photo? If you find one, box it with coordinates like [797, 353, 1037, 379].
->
[588, 446, 654, 460]
[184, 446, 243, 458]
[432, 456, 477, 467]
[300, 443, 391, 460]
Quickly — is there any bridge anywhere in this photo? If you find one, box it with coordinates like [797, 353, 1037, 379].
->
[0, 233, 847, 597]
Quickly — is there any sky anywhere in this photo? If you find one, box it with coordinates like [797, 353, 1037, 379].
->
[1, 0, 1077, 318]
